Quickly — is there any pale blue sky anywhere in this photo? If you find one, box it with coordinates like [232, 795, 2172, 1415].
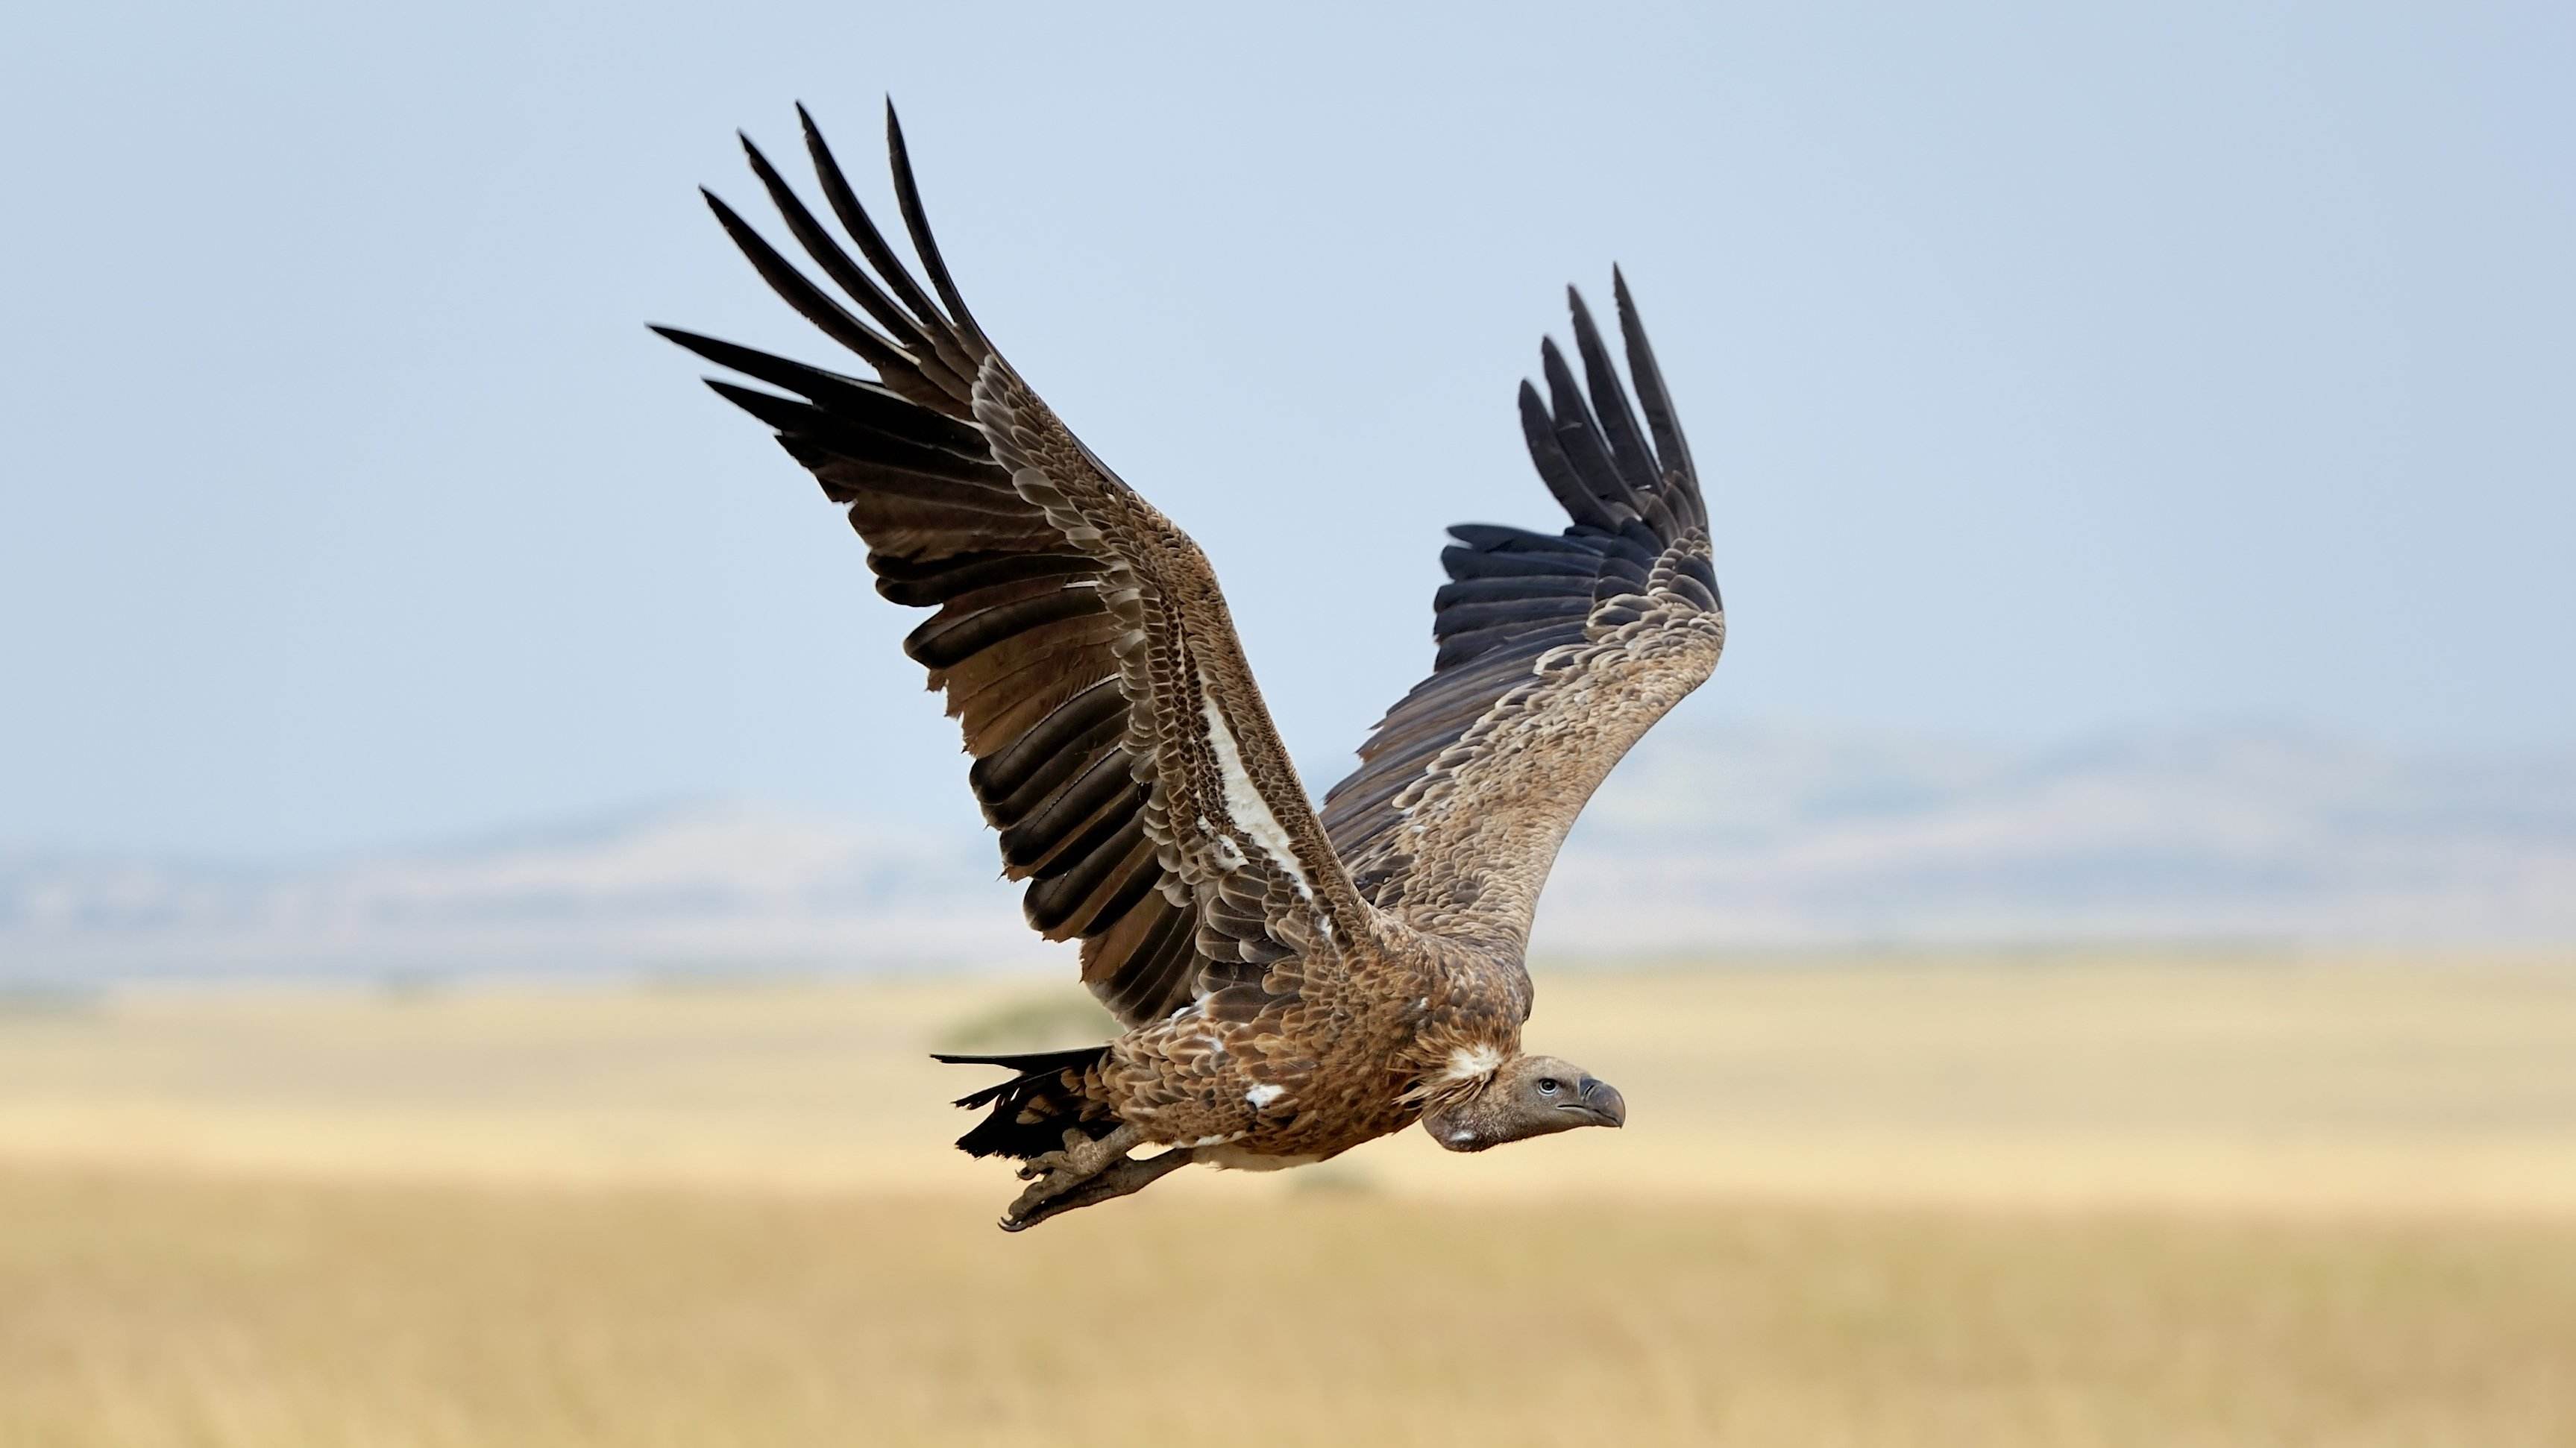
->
[3, 1, 2569, 857]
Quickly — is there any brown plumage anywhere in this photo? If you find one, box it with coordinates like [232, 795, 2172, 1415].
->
[659, 104, 1720, 1230]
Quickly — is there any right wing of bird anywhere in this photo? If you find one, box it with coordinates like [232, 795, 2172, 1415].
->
[656, 106, 1372, 1025]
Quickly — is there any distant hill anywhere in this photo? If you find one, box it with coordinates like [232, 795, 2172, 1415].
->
[5, 726, 2572, 983]
[0, 805, 1030, 983]
[1540, 723, 2576, 951]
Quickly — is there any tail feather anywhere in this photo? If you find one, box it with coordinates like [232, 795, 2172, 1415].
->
[932, 1045, 1119, 1159]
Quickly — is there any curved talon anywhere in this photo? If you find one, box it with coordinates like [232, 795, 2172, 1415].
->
[1004, 1177, 1059, 1221]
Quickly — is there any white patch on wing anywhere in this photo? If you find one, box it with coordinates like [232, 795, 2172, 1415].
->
[1196, 671, 1315, 901]
[1244, 1083, 1285, 1109]
[1443, 1044, 1504, 1083]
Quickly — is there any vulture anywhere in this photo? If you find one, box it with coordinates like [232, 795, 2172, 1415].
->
[658, 105, 1724, 1230]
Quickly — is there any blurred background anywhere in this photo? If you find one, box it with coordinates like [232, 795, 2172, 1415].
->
[4, 2, 2574, 1444]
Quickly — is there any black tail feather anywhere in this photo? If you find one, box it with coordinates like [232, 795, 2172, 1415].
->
[931, 1045, 1119, 1159]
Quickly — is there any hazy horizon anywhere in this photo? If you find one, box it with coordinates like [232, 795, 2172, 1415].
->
[12, 720, 2570, 982]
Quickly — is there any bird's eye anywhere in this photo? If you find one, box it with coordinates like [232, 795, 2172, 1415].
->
[1536, 1078, 1562, 1095]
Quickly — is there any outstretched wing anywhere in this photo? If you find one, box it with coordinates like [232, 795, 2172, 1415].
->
[659, 106, 1369, 1025]
[1320, 276, 1723, 953]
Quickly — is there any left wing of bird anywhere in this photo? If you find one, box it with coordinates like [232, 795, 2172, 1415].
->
[1319, 277, 1724, 956]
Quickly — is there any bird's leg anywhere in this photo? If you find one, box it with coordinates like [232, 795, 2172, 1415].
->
[1013, 1126, 1108, 1182]
[1001, 1145, 1196, 1233]
[1002, 1123, 1144, 1219]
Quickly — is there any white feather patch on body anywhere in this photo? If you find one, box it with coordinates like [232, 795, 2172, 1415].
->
[1444, 1044, 1505, 1082]
[1196, 672, 1315, 901]
[1244, 1083, 1286, 1109]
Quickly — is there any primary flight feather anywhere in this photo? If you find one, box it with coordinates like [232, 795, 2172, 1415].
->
[658, 104, 1723, 1230]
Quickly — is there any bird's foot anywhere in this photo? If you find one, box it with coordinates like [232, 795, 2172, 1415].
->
[1013, 1127, 1097, 1182]
[1003, 1124, 1141, 1218]
[999, 1145, 1198, 1233]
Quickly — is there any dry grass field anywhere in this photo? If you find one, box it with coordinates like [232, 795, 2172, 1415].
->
[4, 956, 2575, 1446]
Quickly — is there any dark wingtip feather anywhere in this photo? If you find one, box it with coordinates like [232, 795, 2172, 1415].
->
[697, 185, 756, 244]
[662, 326, 800, 393]
[1538, 336, 1644, 525]
[700, 375, 808, 426]
[699, 182, 929, 386]
[652, 321, 764, 372]
[1565, 283, 1667, 526]
[1518, 377, 1618, 531]
[1609, 268, 1701, 526]
[883, 101, 993, 353]
[740, 119, 971, 402]
[795, 101, 963, 367]
[653, 324, 991, 453]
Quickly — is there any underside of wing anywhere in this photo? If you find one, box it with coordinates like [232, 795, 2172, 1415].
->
[1321, 276, 1724, 950]
[660, 106, 1366, 1025]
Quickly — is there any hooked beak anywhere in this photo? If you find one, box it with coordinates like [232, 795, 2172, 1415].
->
[1560, 1076, 1626, 1129]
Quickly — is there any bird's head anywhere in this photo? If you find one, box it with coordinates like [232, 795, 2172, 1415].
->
[1421, 1053, 1626, 1153]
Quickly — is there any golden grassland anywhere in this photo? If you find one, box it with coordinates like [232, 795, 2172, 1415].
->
[8, 1171, 2576, 1448]
[8, 955, 2576, 1209]
[4, 955, 2576, 1445]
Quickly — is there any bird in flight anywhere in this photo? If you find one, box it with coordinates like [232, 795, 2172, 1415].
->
[659, 104, 1723, 1230]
